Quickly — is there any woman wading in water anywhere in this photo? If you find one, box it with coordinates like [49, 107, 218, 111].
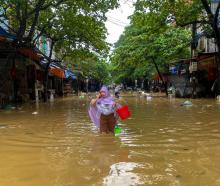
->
[89, 86, 119, 134]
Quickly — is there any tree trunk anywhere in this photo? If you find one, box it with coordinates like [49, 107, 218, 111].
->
[43, 40, 55, 102]
[76, 76, 80, 96]
[26, 0, 45, 44]
[12, 52, 17, 104]
[43, 62, 50, 102]
[151, 57, 168, 96]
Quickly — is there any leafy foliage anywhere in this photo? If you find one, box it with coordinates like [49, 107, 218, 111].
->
[0, 0, 119, 83]
[110, 10, 191, 83]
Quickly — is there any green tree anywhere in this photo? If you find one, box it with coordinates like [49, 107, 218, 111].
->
[0, 0, 66, 47]
[0, 0, 118, 48]
[0, 0, 119, 100]
[63, 49, 110, 84]
[135, 0, 220, 63]
[111, 11, 191, 93]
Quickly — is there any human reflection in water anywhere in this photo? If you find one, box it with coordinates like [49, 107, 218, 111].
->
[87, 135, 130, 183]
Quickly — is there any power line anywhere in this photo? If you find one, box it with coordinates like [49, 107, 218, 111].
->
[107, 16, 130, 27]
[107, 18, 127, 26]
[107, 19, 128, 27]
[107, 15, 129, 25]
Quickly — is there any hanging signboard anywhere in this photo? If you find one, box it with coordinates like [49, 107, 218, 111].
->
[169, 65, 177, 75]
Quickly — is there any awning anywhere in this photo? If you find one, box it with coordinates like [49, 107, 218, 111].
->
[49, 67, 65, 78]
[40, 59, 63, 69]
[65, 69, 76, 80]
[17, 48, 41, 62]
[40, 59, 74, 79]
[196, 52, 218, 62]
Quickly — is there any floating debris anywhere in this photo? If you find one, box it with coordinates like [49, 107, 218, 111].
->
[146, 96, 153, 101]
[181, 100, 193, 106]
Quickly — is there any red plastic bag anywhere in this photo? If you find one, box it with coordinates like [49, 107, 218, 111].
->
[116, 105, 131, 120]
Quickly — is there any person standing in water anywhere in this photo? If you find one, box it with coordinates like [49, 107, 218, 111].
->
[211, 75, 220, 98]
[114, 85, 121, 98]
[89, 86, 118, 134]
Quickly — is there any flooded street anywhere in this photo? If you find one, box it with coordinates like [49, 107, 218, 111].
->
[1, 95, 220, 186]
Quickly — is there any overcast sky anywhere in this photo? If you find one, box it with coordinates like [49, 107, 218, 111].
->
[105, 0, 135, 45]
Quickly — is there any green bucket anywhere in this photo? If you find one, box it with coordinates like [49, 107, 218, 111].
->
[114, 125, 122, 136]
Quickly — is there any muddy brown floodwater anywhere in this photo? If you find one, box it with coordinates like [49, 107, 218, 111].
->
[0, 95, 220, 186]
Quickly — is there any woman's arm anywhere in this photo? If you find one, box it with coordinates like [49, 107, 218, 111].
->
[90, 98, 98, 106]
[90, 93, 101, 106]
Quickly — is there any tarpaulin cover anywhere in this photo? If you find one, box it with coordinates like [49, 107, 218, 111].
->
[49, 67, 65, 78]
[65, 69, 76, 80]
[17, 48, 41, 62]
[0, 26, 16, 40]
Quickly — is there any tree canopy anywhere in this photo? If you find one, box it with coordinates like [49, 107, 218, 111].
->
[110, 0, 220, 84]
[110, 9, 191, 83]
[0, 0, 118, 84]
[134, 0, 220, 55]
